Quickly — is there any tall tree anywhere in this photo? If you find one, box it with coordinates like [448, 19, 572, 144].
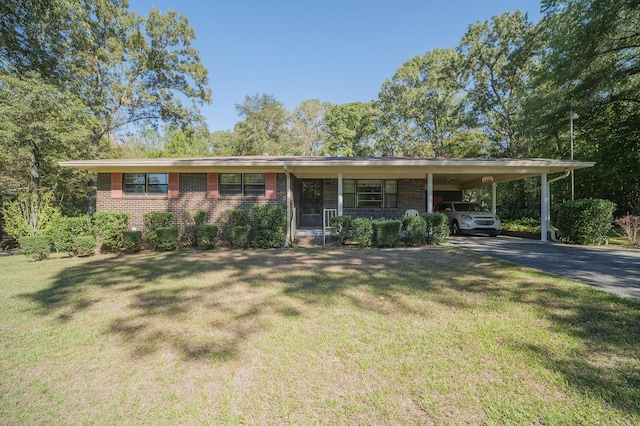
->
[289, 99, 327, 155]
[233, 93, 291, 156]
[323, 102, 379, 157]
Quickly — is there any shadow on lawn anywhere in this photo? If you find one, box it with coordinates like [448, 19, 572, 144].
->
[21, 246, 640, 417]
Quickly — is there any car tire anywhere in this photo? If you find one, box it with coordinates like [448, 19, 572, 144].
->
[451, 220, 460, 236]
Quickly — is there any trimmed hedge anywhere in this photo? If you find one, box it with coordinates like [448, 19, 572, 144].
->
[422, 212, 450, 245]
[71, 236, 96, 256]
[93, 212, 129, 251]
[402, 216, 428, 246]
[553, 198, 616, 245]
[150, 227, 179, 251]
[330, 216, 352, 245]
[251, 204, 286, 249]
[231, 226, 250, 249]
[19, 236, 50, 260]
[220, 209, 250, 242]
[48, 215, 94, 254]
[181, 210, 207, 246]
[351, 218, 372, 248]
[122, 231, 142, 253]
[196, 224, 218, 249]
[372, 220, 401, 248]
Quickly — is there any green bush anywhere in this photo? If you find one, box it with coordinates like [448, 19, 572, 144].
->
[122, 230, 142, 253]
[196, 224, 218, 249]
[372, 220, 401, 248]
[93, 212, 129, 251]
[501, 217, 542, 233]
[48, 215, 94, 254]
[19, 236, 50, 260]
[71, 236, 96, 256]
[143, 212, 174, 242]
[422, 212, 450, 245]
[553, 198, 616, 245]
[250, 204, 286, 249]
[231, 226, 250, 249]
[330, 216, 352, 245]
[402, 216, 427, 246]
[180, 210, 207, 246]
[2, 190, 60, 241]
[351, 218, 372, 248]
[150, 227, 179, 251]
[220, 209, 250, 242]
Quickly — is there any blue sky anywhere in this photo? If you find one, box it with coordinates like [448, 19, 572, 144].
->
[129, 1, 543, 132]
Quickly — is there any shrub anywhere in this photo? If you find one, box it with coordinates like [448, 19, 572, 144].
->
[402, 216, 427, 246]
[122, 230, 142, 253]
[93, 212, 129, 251]
[196, 224, 218, 249]
[614, 215, 640, 246]
[48, 215, 94, 254]
[372, 220, 401, 248]
[250, 204, 286, 249]
[19, 236, 50, 260]
[351, 218, 372, 248]
[330, 216, 352, 245]
[220, 209, 250, 242]
[143, 212, 174, 242]
[71, 236, 96, 256]
[149, 227, 179, 251]
[422, 212, 450, 245]
[553, 198, 616, 245]
[180, 210, 207, 246]
[2, 190, 60, 240]
[231, 226, 250, 249]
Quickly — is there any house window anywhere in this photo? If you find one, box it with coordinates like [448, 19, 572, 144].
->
[220, 173, 265, 196]
[123, 173, 168, 194]
[343, 179, 397, 208]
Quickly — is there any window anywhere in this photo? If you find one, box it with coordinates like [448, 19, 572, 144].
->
[220, 173, 265, 196]
[343, 179, 397, 208]
[124, 173, 168, 194]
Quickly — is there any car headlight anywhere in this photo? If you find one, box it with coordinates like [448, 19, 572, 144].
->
[461, 214, 472, 220]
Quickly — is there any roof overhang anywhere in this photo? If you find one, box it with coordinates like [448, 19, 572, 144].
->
[59, 156, 595, 191]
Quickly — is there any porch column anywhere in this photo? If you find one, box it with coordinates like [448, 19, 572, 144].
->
[285, 167, 292, 247]
[337, 173, 343, 216]
[427, 173, 433, 213]
[541, 173, 548, 242]
[491, 182, 497, 214]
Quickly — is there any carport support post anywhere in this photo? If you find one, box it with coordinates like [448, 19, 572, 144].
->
[337, 173, 343, 216]
[491, 182, 497, 214]
[427, 173, 433, 213]
[541, 173, 548, 242]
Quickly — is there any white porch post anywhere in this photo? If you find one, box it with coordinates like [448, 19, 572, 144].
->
[491, 182, 497, 214]
[541, 173, 548, 242]
[427, 173, 434, 213]
[285, 167, 292, 247]
[337, 173, 343, 216]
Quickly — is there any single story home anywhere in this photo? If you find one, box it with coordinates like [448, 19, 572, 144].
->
[60, 156, 594, 245]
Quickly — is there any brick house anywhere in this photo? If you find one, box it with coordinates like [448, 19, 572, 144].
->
[60, 156, 594, 244]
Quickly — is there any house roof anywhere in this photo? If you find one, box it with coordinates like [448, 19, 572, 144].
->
[59, 156, 595, 190]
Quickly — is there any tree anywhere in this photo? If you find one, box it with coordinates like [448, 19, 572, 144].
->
[323, 102, 379, 157]
[290, 99, 327, 155]
[233, 94, 291, 156]
[377, 48, 468, 157]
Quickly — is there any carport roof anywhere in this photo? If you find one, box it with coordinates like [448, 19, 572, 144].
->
[60, 156, 595, 190]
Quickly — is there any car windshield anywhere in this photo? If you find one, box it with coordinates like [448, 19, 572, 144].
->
[454, 203, 488, 212]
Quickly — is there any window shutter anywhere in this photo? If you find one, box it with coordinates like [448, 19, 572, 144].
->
[207, 173, 219, 199]
[111, 173, 123, 199]
[168, 173, 179, 198]
[265, 173, 277, 200]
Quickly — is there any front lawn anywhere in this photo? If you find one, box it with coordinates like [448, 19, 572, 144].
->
[1, 248, 639, 424]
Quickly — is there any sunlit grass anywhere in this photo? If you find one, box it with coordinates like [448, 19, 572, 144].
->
[1, 247, 639, 424]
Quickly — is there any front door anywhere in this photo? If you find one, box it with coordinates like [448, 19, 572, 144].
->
[300, 179, 323, 227]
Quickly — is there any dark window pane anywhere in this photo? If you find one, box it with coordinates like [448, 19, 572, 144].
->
[343, 194, 355, 208]
[147, 173, 168, 184]
[148, 184, 168, 194]
[124, 174, 145, 185]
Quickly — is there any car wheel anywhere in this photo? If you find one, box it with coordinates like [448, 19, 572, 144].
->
[451, 220, 460, 236]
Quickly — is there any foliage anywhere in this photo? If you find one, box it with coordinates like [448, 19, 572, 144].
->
[18, 236, 50, 260]
[143, 212, 174, 233]
[422, 212, 450, 245]
[553, 199, 616, 245]
[93, 212, 129, 252]
[329, 216, 353, 245]
[372, 220, 401, 248]
[48, 215, 94, 254]
[614, 215, 640, 247]
[149, 227, 179, 251]
[122, 231, 142, 253]
[351, 218, 372, 248]
[233, 94, 291, 155]
[1, 189, 60, 240]
[231, 226, 250, 249]
[71, 236, 96, 257]
[220, 209, 250, 242]
[289, 99, 327, 155]
[196, 224, 218, 250]
[502, 217, 543, 233]
[323, 102, 378, 156]
[180, 210, 207, 246]
[250, 204, 286, 249]
[402, 216, 427, 246]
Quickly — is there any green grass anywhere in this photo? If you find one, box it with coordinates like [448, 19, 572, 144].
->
[1, 247, 640, 424]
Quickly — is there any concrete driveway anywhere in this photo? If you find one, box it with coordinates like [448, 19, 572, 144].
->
[448, 236, 640, 300]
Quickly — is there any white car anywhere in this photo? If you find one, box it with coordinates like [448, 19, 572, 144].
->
[436, 202, 501, 237]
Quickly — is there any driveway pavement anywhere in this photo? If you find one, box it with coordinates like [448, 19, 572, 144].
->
[448, 236, 640, 300]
